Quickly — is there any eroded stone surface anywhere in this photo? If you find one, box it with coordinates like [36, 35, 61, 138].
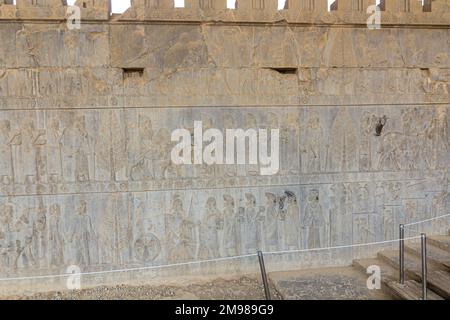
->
[0, 1, 448, 296]
[270, 267, 392, 300]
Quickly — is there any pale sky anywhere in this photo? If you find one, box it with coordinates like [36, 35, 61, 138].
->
[20, 0, 427, 12]
[110, 0, 131, 13]
[66, 0, 132, 14]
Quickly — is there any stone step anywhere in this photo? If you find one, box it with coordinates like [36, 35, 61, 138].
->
[352, 258, 400, 299]
[353, 258, 398, 284]
[377, 250, 423, 281]
[429, 235, 450, 253]
[405, 242, 450, 271]
[378, 250, 450, 299]
[427, 271, 450, 300]
[387, 280, 444, 300]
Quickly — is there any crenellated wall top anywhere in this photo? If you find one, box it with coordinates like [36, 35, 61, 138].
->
[0, 0, 448, 25]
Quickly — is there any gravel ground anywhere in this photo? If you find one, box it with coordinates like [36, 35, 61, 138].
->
[3, 276, 283, 300]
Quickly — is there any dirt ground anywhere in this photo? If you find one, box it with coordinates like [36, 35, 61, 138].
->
[269, 267, 393, 300]
[1, 267, 394, 300]
[2, 276, 283, 300]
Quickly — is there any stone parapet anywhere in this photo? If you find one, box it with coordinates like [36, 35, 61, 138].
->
[0, 0, 448, 25]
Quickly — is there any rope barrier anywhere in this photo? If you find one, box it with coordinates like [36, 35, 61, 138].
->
[0, 236, 423, 282]
[403, 213, 450, 228]
[0, 253, 258, 282]
[0, 213, 448, 283]
[263, 236, 422, 256]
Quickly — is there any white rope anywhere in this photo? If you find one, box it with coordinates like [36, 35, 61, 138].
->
[263, 236, 422, 256]
[0, 253, 258, 282]
[403, 213, 450, 228]
[0, 236, 422, 283]
[1, 213, 449, 283]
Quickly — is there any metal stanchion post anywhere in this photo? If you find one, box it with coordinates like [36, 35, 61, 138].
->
[399, 224, 405, 284]
[421, 233, 427, 300]
[257, 251, 271, 300]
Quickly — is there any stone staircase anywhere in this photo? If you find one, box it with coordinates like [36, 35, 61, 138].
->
[353, 229, 450, 300]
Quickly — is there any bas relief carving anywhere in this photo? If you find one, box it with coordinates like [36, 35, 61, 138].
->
[0, 105, 447, 276]
[0, 26, 448, 109]
[0, 20, 448, 279]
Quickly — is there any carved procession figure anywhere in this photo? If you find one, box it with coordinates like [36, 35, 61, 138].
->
[426, 107, 448, 169]
[69, 201, 96, 266]
[244, 114, 259, 177]
[61, 115, 92, 183]
[198, 197, 223, 259]
[0, 120, 13, 185]
[130, 115, 155, 181]
[47, 204, 64, 267]
[264, 193, 280, 250]
[359, 112, 378, 171]
[223, 114, 237, 178]
[302, 112, 323, 173]
[328, 108, 357, 172]
[330, 183, 353, 246]
[222, 195, 239, 256]
[45, 118, 64, 184]
[241, 193, 264, 254]
[11, 119, 47, 185]
[0, 203, 14, 270]
[165, 195, 196, 263]
[14, 208, 35, 269]
[32, 203, 48, 268]
[284, 191, 300, 249]
[302, 189, 327, 249]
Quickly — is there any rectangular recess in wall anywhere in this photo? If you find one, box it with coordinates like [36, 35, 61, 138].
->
[123, 68, 145, 79]
[267, 67, 298, 75]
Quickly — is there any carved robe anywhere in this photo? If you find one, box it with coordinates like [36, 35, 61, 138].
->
[285, 201, 300, 248]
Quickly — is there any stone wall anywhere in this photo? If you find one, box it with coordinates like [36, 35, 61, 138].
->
[0, 0, 449, 293]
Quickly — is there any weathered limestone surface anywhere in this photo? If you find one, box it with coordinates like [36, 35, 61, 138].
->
[0, 0, 448, 294]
